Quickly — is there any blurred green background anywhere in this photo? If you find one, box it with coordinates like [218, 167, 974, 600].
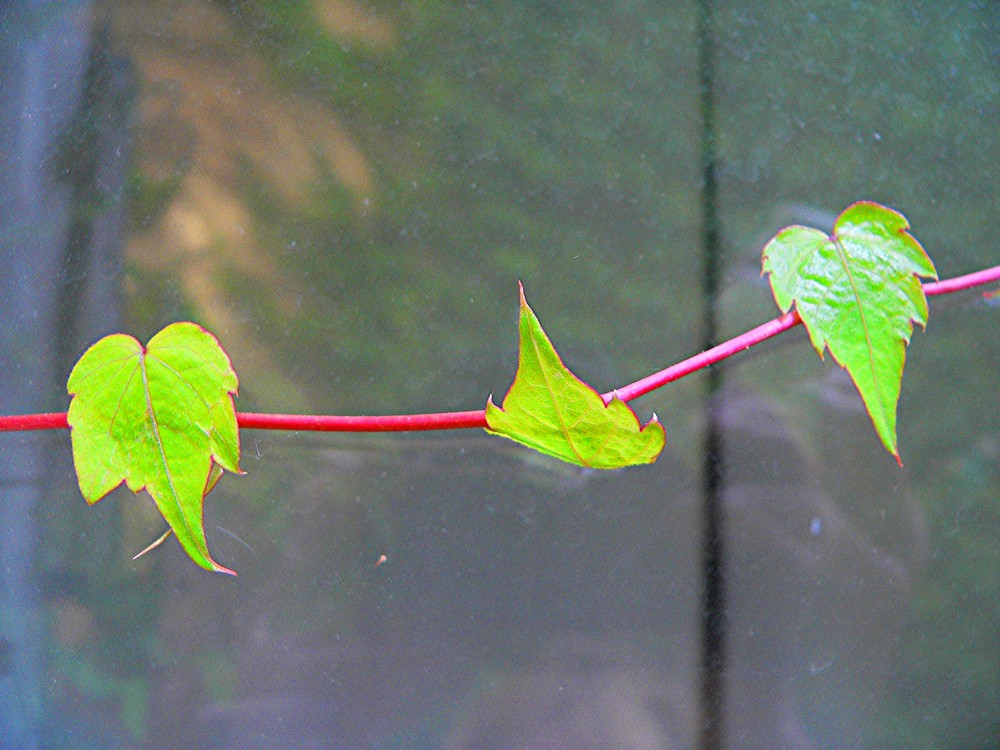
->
[0, 1, 996, 748]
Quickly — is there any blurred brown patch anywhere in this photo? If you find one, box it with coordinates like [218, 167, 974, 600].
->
[313, 0, 397, 49]
[106, 0, 387, 408]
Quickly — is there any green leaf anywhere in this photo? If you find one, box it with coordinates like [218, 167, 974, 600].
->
[485, 283, 665, 469]
[67, 322, 242, 574]
[761, 201, 937, 461]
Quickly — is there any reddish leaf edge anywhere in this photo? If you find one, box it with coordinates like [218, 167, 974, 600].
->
[2, 264, 997, 435]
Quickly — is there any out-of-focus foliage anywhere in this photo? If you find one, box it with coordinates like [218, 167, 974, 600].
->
[124, 0, 702, 414]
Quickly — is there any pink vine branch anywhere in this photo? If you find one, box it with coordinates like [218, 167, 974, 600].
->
[235, 409, 486, 432]
[0, 411, 70, 431]
[604, 309, 802, 404]
[922, 265, 1000, 296]
[2, 265, 997, 434]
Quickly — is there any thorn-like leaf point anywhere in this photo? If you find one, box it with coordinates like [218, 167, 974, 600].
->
[761, 201, 937, 461]
[485, 283, 665, 469]
[67, 322, 242, 574]
[132, 529, 173, 561]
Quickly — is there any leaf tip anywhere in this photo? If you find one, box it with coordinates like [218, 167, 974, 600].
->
[200, 542, 238, 576]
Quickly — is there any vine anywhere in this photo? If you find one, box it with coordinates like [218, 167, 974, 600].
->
[2, 202, 998, 573]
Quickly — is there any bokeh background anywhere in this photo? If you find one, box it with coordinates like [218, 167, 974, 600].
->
[1, 1, 997, 748]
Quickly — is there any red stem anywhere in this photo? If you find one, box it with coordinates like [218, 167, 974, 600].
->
[923, 265, 1000, 296]
[236, 410, 487, 432]
[2, 265, 997, 434]
[604, 310, 802, 403]
[0, 412, 70, 431]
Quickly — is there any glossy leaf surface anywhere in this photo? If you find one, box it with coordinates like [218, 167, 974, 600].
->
[486, 284, 664, 468]
[761, 201, 937, 460]
[67, 322, 241, 573]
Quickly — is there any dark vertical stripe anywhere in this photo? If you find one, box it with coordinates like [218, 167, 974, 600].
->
[696, 1, 726, 749]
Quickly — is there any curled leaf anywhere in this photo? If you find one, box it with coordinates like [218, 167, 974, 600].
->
[486, 283, 664, 469]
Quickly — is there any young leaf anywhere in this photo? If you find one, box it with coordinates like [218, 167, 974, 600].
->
[67, 322, 242, 574]
[485, 283, 665, 469]
[761, 201, 937, 461]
